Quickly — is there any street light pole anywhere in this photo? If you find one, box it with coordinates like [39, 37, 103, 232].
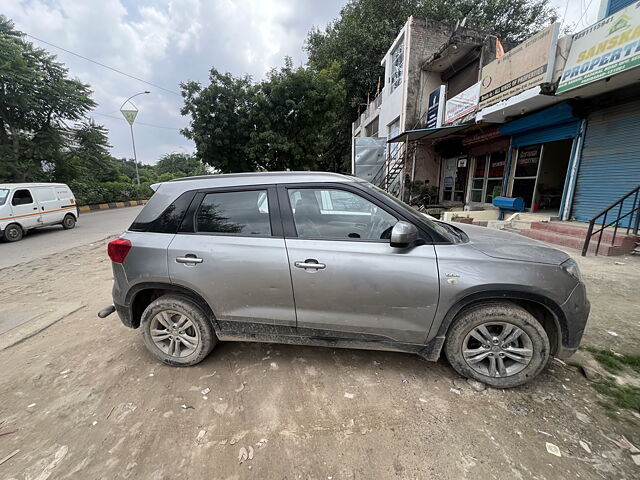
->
[120, 91, 150, 185]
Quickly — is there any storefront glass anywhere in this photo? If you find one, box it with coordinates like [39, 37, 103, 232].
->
[469, 151, 506, 204]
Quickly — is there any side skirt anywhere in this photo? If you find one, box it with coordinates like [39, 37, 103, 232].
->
[216, 329, 445, 362]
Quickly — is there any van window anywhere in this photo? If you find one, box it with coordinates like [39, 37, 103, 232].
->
[0, 189, 8, 206]
[35, 187, 56, 203]
[12, 189, 34, 206]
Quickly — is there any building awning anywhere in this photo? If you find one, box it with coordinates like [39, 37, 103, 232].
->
[387, 124, 472, 143]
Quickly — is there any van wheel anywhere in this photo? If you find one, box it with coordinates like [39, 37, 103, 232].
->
[444, 302, 550, 388]
[4, 223, 23, 242]
[62, 214, 76, 230]
[140, 294, 217, 367]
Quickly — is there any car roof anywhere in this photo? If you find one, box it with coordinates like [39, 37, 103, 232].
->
[0, 183, 69, 189]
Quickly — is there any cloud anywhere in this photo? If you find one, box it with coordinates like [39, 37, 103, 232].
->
[1, 0, 345, 164]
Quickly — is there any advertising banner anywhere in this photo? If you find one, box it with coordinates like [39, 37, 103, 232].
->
[426, 86, 446, 128]
[557, 3, 640, 93]
[479, 23, 559, 109]
[444, 82, 480, 125]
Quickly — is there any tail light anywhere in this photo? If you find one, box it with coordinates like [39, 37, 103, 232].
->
[108, 238, 132, 263]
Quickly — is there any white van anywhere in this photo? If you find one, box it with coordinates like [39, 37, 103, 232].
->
[0, 183, 79, 242]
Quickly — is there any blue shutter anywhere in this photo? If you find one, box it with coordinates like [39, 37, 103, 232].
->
[607, 0, 634, 16]
[500, 103, 581, 147]
[571, 100, 640, 226]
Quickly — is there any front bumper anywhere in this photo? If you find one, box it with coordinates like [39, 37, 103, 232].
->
[557, 282, 590, 358]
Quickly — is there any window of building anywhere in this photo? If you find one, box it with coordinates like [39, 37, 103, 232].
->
[365, 117, 379, 137]
[196, 190, 271, 236]
[288, 188, 397, 240]
[12, 189, 34, 206]
[469, 151, 507, 203]
[390, 40, 404, 91]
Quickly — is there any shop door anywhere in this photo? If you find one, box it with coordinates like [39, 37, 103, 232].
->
[511, 145, 541, 210]
[534, 139, 573, 212]
[442, 157, 468, 202]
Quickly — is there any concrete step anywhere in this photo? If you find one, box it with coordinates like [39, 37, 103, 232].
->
[530, 222, 638, 247]
[519, 229, 634, 256]
[510, 220, 536, 230]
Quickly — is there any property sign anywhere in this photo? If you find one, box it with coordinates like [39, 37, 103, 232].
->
[557, 2, 640, 93]
[479, 23, 559, 109]
[426, 86, 446, 128]
[444, 82, 480, 125]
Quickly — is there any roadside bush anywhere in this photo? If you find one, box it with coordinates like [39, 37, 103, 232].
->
[69, 181, 153, 206]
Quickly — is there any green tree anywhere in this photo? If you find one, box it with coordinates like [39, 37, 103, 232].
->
[180, 60, 346, 173]
[0, 16, 97, 182]
[156, 152, 207, 178]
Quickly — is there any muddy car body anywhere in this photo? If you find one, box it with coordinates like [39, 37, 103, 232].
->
[103, 172, 589, 387]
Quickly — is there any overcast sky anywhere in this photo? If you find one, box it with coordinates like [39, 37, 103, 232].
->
[2, 0, 599, 165]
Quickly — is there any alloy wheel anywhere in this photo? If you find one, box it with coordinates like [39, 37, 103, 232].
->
[149, 310, 200, 358]
[462, 322, 534, 377]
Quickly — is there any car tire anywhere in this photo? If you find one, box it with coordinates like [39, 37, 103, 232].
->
[140, 294, 217, 367]
[444, 302, 550, 388]
[62, 214, 76, 230]
[3, 223, 24, 242]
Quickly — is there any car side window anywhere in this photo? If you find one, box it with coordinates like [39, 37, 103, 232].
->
[288, 188, 397, 241]
[196, 190, 271, 236]
[12, 189, 34, 206]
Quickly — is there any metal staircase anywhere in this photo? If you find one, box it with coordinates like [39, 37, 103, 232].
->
[370, 142, 417, 197]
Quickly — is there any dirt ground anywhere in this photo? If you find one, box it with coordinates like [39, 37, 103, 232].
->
[0, 239, 639, 479]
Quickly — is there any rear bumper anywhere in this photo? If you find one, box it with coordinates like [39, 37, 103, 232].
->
[557, 282, 590, 358]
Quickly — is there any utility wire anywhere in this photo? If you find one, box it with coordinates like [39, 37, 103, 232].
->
[24, 33, 182, 96]
[90, 111, 182, 131]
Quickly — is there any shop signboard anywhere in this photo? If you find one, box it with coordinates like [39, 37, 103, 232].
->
[557, 3, 640, 93]
[479, 23, 559, 109]
[444, 82, 480, 125]
[426, 86, 446, 128]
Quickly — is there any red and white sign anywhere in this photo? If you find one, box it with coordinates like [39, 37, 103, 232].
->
[444, 82, 480, 125]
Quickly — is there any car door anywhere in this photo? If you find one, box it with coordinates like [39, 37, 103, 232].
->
[10, 188, 42, 229]
[167, 185, 296, 332]
[280, 184, 440, 345]
[34, 187, 62, 225]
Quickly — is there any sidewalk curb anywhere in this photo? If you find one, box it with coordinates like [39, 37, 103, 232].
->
[78, 199, 148, 213]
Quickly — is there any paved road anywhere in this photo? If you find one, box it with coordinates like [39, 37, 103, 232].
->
[0, 206, 142, 269]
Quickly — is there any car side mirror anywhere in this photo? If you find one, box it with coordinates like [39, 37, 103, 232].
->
[390, 221, 418, 248]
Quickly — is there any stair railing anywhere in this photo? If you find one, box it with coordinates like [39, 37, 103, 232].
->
[582, 185, 640, 256]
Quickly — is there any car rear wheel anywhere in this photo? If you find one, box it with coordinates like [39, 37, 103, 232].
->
[62, 214, 76, 230]
[444, 302, 550, 388]
[3, 223, 23, 242]
[140, 294, 217, 366]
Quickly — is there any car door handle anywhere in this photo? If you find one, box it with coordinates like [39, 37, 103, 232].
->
[294, 260, 326, 270]
[176, 256, 203, 264]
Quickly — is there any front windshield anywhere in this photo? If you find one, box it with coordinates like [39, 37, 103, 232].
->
[361, 182, 460, 243]
[0, 189, 8, 206]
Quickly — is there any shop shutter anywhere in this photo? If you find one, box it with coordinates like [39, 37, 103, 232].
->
[571, 100, 640, 225]
[511, 121, 580, 148]
[607, 0, 634, 16]
[500, 103, 581, 148]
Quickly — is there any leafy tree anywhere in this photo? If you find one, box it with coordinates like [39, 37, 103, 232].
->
[156, 153, 207, 177]
[0, 16, 97, 182]
[181, 60, 346, 173]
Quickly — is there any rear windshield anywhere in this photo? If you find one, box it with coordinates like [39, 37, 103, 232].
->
[0, 189, 8, 206]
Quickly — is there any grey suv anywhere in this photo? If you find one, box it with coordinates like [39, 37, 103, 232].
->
[101, 172, 589, 388]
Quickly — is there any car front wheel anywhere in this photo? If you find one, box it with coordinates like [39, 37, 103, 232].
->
[140, 294, 217, 366]
[444, 302, 550, 388]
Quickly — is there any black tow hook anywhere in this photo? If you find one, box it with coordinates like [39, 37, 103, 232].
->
[98, 305, 116, 318]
